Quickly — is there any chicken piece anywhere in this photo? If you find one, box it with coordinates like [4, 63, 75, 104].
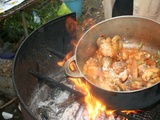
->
[127, 58, 138, 79]
[119, 69, 129, 82]
[97, 37, 118, 58]
[98, 37, 117, 57]
[83, 58, 101, 80]
[116, 80, 126, 91]
[131, 81, 144, 90]
[112, 60, 126, 74]
[145, 76, 160, 88]
[102, 69, 118, 81]
[101, 57, 112, 71]
[97, 36, 110, 46]
[146, 82, 153, 88]
[121, 49, 129, 60]
[97, 75, 120, 91]
[135, 52, 151, 61]
[97, 80, 115, 91]
[111, 35, 123, 51]
[96, 36, 105, 46]
[96, 50, 103, 61]
[146, 58, 157, 67]
[148, 77, 160, 84]
[138, 64, 148, 76]
[142, 68, 160, 81]
[97, 36, 123, 58]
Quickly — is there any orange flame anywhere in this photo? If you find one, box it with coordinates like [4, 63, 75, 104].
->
[57, 17, 140, 119]
[57, 17, 79, 67]
[66, 17, 77, 39]
[69, 77, 114, 120]
[121, 110, 142, 114]
[69, 76, 143, 119]
[57, 51, 73, 67]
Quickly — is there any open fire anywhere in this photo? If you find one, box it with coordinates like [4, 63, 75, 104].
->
[57, 53, 140, 120]
[69, 77, 114, 119]
[46, 18, 138, 120]
[56, 17, 141, 120]
[28, 16, 160, 120]
[13, 13, 160, 120]
[31, 68, 159, 120]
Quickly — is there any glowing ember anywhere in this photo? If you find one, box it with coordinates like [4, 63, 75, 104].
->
[121, 110, 142, 115]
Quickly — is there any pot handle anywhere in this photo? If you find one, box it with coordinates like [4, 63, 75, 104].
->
[64, 55, 84, 78]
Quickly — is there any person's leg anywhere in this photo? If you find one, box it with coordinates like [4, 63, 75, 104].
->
[102, 0, 116, 19]
[112, 0, 133, 17]
[133, 0, 160, 22]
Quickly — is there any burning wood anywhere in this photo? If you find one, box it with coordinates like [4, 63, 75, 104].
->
[30, 17, 149, 120]
[68, 77, 139, 120]
[29, 69, 140, 120]
[49, 56, 138, 119]
[35, 86, 130, 120]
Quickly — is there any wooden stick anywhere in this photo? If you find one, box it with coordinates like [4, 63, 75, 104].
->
[0, 97, 17, 110]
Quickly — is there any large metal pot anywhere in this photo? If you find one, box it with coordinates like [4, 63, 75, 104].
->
[65, 16, 160, 110]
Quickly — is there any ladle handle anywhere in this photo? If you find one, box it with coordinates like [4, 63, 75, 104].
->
[64, 55, 84, 78]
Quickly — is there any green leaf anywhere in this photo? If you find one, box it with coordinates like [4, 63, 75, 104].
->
[138, 41, 143, 50]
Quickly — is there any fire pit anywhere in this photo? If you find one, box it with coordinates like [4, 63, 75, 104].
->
[12, 13, 160, 120]
[12, 13, 76, 120]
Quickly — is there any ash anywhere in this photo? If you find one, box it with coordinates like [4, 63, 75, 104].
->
[36, 87, 122, 120]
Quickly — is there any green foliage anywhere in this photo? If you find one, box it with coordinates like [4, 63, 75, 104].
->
[0, 0, 62, 45]
[36, 0, 62, 24]
[0, 13, 24, 43]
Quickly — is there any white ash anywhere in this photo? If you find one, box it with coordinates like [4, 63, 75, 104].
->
[36, 88, 124, 120]
[30, 84, 52, 113]
[53, 90, 70, 104]
[60, 102, 81, 120]
[108, 115, 121, 120]
[75, 107, 90, 120]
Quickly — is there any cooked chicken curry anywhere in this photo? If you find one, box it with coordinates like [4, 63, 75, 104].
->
[83, 35, 160, 91]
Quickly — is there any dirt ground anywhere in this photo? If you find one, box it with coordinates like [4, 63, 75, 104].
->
[82, 0, 105, 23]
